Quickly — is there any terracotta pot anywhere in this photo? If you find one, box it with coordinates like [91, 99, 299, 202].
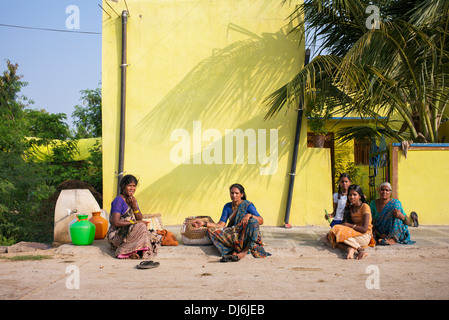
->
[312, 134, 325, 148]
[89, 211, 108, 240]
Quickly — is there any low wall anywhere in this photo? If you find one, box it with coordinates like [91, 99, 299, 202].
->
[391, 143, 449, 225]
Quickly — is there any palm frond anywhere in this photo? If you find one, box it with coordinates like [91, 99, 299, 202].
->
[335, 123, 399, 145]
[269, 0, 449, 143]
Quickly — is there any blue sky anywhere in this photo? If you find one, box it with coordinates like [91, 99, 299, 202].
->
[0, 0, 102, 128]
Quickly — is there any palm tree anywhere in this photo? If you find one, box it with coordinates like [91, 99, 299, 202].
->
[266, 0, 449, 143]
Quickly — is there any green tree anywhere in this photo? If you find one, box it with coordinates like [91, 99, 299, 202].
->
[266, 0, 449, 143]
[26, 109, 72, 141]
[70, 86, 103, 193]
[25, 109, 80, 165]
[72, 87, 102, 138]
[0, 60, 29, 153]
[0, 61, 55, 244]
[0, 62, 104, 244]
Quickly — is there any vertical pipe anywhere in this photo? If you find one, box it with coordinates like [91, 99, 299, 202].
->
[284, 48, 311, 228]
[117, 10, 129, 196]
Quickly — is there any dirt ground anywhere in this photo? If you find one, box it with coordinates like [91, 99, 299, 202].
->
[1, 229, 449, 302]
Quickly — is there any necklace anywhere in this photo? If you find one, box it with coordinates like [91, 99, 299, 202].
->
[351, 202, 362, 213]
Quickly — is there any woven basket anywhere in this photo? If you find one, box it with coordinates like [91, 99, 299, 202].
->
[181, 216, 214, 245]
[142, 213, 164, 231]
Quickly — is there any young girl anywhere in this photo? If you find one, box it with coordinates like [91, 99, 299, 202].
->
[323, 184, 375, 260]
[326, 173, 351, 227]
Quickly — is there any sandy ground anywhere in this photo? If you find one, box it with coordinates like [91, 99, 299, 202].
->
[1, 226, 449, 302]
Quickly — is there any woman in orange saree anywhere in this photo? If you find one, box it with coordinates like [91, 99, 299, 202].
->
[322, 184, 375, 260]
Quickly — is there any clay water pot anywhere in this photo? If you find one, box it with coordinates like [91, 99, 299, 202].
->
[89, 211, 108, 240]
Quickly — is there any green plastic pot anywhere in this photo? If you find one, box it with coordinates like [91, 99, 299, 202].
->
[70, 214, 95, 245]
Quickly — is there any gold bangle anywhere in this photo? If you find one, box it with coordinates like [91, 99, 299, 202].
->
[129, 220, 135, 225]
[134, 209, 140, 214]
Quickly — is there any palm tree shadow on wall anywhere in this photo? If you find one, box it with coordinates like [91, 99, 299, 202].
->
[135, 24, 308, 219]
[137, 23, 302, 139]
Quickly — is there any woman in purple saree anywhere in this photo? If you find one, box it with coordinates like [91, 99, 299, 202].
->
[106, 175, 161, 259]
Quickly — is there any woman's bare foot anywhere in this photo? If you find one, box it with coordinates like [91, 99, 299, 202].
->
[356, 248, 368, 260]
[378, 237, 397, 245]
[235, 249, 249, 260]
[346, 247, 356, 259]
[129, 252, 140, 259]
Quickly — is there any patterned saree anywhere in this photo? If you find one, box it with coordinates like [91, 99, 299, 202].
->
[106, 206, 161, 259]
[208, 200, 271, 258]
[370, 198, 415, 244]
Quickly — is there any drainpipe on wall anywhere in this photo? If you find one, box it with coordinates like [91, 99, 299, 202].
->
[117, 10, 129, 196]
[284, 48, 311, 228]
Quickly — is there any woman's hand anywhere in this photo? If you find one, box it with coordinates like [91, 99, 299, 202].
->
[191, 219, 206, 228]
[392, 209, 403, 220]
[111, 212, 135, 228]
[124, 195, 143, 220]
[241, 214, 253, 227]
[125, 195, 138, 211]
[191, 219, 226, 229]
[242, 213, 264, 227]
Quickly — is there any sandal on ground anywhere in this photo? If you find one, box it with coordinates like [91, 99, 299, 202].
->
[135, 261, 160, 269]
[378, 239, 390, 246]
[410, 211, 419, 227]
[219, 254, 240, 263]
[219, 255, 231, 262]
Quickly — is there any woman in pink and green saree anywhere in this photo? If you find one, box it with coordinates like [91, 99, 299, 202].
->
[106, 175, 161, 260]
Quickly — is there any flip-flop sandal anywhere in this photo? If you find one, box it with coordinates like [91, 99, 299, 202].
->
[136, 261, 160, 269]
[219, 255, 240, 262]
[220, 255, 232, 262]
[230, 255, 240, 262]
[410, 211, 419, 227]
[378, 239, 390, 246]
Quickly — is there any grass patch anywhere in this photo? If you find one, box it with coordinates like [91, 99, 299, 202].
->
[0, 255, 53, 261]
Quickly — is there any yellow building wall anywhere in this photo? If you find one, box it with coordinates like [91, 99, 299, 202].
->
[316, 119, 372, 194]
[102, 0, 333, 226]
[395, 147, 449, 224]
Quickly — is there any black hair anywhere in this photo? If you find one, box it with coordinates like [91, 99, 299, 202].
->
[229, 183, 247, 200]
[342, 184, 366, 224]
[337, 173, 351, 199]
[348, 184, 366, 203]
[119, 174, 138, 195]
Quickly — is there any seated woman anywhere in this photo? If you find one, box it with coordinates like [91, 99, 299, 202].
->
[192, 183, 271, 262]
[369, 182, 416, 245]
[321, 185, 375, 260]
[106, 174, 161, 260]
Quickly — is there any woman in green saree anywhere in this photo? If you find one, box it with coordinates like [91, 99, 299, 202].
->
[192, 184, 271, 262]
[370, 182, 417, 245]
